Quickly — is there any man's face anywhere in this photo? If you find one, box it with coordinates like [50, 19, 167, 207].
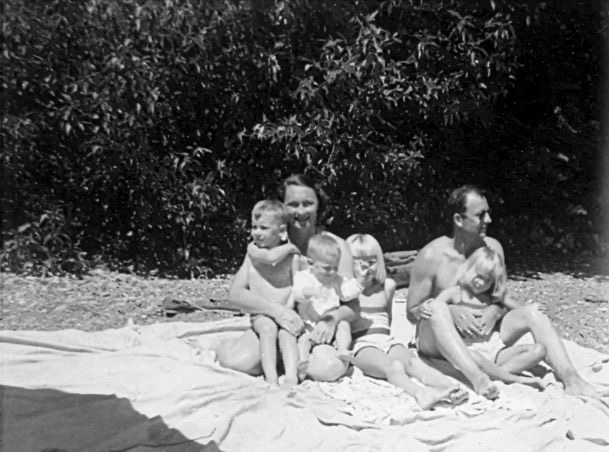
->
[458, 193, 492, 237]
[251, 212, 284, 249]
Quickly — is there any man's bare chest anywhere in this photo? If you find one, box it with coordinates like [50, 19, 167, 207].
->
[433, 258, 463, 296]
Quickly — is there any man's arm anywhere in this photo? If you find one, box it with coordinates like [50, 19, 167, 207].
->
[406, 247, 437, 323]
[247, 242, 298, 266]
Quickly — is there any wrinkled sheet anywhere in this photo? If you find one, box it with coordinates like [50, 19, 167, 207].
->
[1, 313, 609, 452]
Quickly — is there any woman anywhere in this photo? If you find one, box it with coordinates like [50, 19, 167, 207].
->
[216, 174, 357, 381]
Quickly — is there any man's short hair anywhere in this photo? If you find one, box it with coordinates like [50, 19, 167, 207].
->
[252, 200, 289, 225]
[447, 185, 486, 228]
[307, 233, 341, 263]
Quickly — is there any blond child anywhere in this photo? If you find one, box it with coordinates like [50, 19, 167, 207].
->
[243, 200, 301, 387]
[420, 247, 546, 390]
[347, 234, 469, 410]
[289, 234, 363, 379]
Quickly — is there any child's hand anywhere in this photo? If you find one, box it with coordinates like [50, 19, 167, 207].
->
[354, 259, 376, 280]
[289, 243, 301, 255]
[310, 317, 337, 344]
[302, 286, 320, 299]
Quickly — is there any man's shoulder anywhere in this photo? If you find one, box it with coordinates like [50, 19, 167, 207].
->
[417, 236, 453, 262]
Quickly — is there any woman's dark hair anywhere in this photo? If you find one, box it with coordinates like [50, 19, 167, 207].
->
[277, 174, 331, 224]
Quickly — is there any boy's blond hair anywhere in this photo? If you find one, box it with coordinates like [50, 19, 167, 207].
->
[307, 233, 341, 263]
[252, 200, 289, 225]
[457, 247, 507, 300]
[346, 233, 386, 283]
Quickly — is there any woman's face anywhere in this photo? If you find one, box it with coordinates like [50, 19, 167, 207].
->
[283, 185, 319, 230]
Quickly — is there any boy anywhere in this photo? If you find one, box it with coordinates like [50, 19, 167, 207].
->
[245, 200, 301, 386]
[289, 234, 363, 379]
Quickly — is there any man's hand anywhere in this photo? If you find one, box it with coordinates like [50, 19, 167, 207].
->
[449, 304, 484, 337]
[476, 304, 503, 335]
[419, 299, 434, 320]
[273, 306, 305, 336]
[310, 317, 338, 344]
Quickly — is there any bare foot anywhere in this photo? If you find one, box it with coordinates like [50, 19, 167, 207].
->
[447, 385, 469, 405]
[297, 359, 309, 382]
[564, 376, 599, 398]
[472, 375, 499, 400]
[281, 376, 298, 388]
[517, 376, 546, 391]
[415, 387, 460, 410]
[264, 377, 279, 386]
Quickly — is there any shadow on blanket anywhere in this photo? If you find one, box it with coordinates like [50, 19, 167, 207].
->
[1, 385, 219, 452]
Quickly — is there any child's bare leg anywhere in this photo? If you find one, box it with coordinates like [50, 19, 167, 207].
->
[388, 344, 468, 404]
[252, 316, 279, 385]
[297, 332, 312, 381]
[333, 321, 353, 362]
[470, 351, 545, 390]
[278, 329, 299, 387]
[496, 344, 546, 374]
[353, 347, 457, 410]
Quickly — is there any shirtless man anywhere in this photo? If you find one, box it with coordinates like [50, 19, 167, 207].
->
[407, 185, 598, 398]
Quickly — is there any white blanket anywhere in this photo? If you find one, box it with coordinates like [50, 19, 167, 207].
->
[1, 316, 608, 451]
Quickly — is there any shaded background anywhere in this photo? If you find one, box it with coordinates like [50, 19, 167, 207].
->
[2, 0, 607, 277]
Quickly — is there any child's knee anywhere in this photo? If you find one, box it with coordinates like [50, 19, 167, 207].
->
[522, 303, 548, 323]
[254, 317, 278, 337]
[388, 359, 404, 375]
[278, 328, 296, 343]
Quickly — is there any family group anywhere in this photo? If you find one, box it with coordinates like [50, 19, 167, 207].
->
[215, 174, 598, 409]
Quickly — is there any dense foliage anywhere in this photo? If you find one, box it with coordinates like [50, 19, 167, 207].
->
[2, 0, 606, 275]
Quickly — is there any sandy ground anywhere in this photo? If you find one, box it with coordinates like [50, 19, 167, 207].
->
[2, 253, 608, 353]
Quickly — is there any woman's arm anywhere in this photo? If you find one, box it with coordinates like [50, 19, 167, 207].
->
[229, 256, 304, 335]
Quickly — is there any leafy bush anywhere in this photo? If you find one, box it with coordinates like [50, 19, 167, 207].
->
[1, 209, 87, 275]
[1, 0, 605, 276]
